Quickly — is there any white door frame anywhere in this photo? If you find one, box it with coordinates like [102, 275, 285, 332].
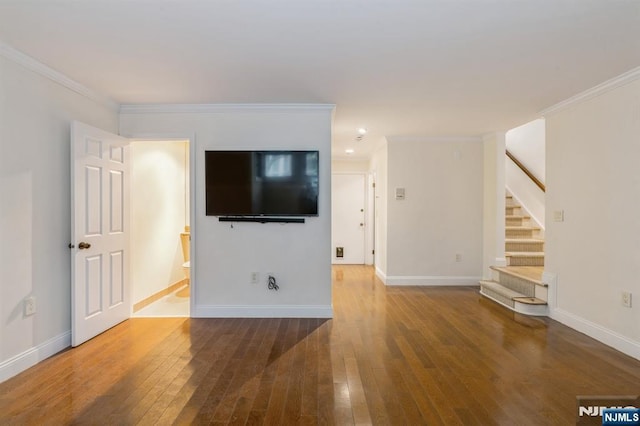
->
[366, 172, 376, 266]
[125, 133, 196, 315]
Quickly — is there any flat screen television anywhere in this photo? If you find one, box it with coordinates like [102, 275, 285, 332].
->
[205, 150, 319, 217]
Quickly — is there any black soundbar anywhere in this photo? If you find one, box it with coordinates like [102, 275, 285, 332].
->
[218, 216, 305, 224]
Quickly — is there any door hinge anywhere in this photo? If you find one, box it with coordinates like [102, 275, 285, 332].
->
[372, 182, 376, 188]
[372, 250, 375, 255]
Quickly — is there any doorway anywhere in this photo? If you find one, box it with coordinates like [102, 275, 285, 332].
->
[130, 140, 191, 317]
[332, 173, 367, 264]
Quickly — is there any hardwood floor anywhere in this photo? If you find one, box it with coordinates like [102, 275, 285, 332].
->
[1, 265, 639, 425]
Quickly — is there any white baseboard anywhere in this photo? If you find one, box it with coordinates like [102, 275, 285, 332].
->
[192, 304, 333, 318]
[0, 331, 71, 383]
[375, 267, 387, 284]
[550, 308, 640, 361]
[384, 275, 482, 286]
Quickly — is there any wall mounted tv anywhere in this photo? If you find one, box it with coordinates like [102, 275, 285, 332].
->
[205, 150, 319, 217]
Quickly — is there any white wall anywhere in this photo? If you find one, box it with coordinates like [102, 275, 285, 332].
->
[120, 105, 333, 317]
[0, 52, 118, 381]
[384, 138, 484, 285]
[506, 119, 545, 229]
[545, 75, 640, 360]
[369, 141, 388, 280]
[482, 132, 506, 278]
[506, 118, 545, 184]
[130, 141, 188, 304]
[332, 158, 369, 173]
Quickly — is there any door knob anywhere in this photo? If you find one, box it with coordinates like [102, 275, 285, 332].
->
[78, 242, 91, 250]
[360, 223, 364, 227]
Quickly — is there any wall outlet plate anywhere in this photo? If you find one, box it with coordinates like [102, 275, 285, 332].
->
[622, 291, 632, 308]
[250, 272, 259, 284]
[24, 296, 36, 316]
[553, 210, 564, 222]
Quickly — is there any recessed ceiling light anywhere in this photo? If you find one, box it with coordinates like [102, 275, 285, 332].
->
[357, 128, 368, 135]
[345, 148, 355, 154]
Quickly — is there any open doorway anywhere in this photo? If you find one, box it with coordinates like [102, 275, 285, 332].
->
[129, 140, 191, 317]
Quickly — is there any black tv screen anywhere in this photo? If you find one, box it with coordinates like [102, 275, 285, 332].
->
[205, 150, 319, 216]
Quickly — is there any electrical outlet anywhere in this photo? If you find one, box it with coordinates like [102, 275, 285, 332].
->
[250, 272, 259, 284]
[622, 291, 632, 308]
[24, 296, 36, 316]
[455, 253, 462, 262]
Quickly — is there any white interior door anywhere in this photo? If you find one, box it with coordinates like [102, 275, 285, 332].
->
[332, 173, 366, 264]
[71, 121, 130, 346]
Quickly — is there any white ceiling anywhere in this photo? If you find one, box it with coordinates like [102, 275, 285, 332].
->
[1, 1, 639, 159]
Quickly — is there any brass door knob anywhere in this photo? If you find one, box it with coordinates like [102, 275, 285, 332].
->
[78, 242, 91, 250]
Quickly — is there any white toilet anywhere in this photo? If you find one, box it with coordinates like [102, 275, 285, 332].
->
[182, 260, 190, 279]
[180, 226, 190, 282]
[176, 227, 191, 299]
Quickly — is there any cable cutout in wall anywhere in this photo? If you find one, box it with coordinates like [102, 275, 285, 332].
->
[268, 275, 279, 291]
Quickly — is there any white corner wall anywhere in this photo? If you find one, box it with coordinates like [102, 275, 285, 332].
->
[545, 75, 640, 360]
[385, 138, 484, 285]
[130, 141, 189, 304]
[0, 53, 118, 382]
[120, 105, 333, 318]
[482, 132, 506, 278]
[369, 141, 388, 281]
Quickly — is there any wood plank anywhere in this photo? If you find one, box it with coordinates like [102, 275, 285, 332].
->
[1, 265, 640, 425]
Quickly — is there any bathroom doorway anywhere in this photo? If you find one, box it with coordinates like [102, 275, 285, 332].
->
[129, 140, 191, 317]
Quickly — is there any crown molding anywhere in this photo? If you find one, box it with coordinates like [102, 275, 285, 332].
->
[386, 135, 482, 144]
[120, 103, 336, 114]
[0, 42, 118, 111]
[540, 66, 640, 117]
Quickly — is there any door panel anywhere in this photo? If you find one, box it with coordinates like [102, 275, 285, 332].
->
[71, 121, 130, 346]
[332, 173, 366, 264]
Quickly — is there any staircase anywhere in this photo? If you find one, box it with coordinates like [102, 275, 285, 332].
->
[480, 193, 548, 316]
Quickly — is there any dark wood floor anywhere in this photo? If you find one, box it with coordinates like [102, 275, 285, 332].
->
[1, 265, 639, 425]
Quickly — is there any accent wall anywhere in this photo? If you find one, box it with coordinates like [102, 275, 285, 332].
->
[119, 105, 333, 318]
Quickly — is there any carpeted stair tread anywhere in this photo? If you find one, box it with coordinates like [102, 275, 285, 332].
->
[480, 281, 547, 305]
[505, 252, 545, 256]
[505, 226, 540, 231]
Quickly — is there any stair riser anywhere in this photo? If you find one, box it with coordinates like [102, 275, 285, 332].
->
[493, 272, 536, 297]
[506, 256, 544, 267]
[505, 242, 544, 252]
[480, 287, 516, 308]
[505, 206, 521, 215]
[506, 229, 535, 238]
[506, 217, 526, 226]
